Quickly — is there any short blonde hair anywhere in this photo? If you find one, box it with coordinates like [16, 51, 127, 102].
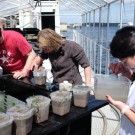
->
[37, 28, 64, 51]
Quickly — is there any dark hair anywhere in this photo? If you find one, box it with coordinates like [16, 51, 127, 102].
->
[110, 26, 135, 59]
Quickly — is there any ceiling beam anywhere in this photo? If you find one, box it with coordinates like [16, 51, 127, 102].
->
[69, 0, 91, 12]
[88, 0, 100, 7]
[60, 0, 85, 14]
[102, 0, 109, 4]
[77, 0, 94, 10]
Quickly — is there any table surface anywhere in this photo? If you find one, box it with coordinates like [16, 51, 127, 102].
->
[0, 75, 109, 135]
[0, 75, 58, 101]
[29, 96, 108, 135]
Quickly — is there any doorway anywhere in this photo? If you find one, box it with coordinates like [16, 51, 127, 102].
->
[41, 12, 55, 30]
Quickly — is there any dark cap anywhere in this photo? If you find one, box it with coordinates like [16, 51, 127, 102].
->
[0, 28, 1, 37]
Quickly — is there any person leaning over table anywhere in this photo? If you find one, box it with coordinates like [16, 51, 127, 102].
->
[106, 26, 135, 135]
[31, 28, 91, 86]
[0, 28, 36, 79]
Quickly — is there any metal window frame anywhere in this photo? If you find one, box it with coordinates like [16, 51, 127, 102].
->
[69, 0, 92, 12]
[77, 0, 94, 10]
[88, 0, 101, 7]
[0, 0, 123, 17]
[61, 0, 85, 14]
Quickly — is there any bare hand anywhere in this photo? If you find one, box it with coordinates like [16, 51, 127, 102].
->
[109, 62, 132, 79]
[31, 62, 40, 71]
[13, 70, 27, 79]
[106, 95, 126, 111]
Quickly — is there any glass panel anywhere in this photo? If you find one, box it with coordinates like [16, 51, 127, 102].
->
[60, 0, 120, 13]
[0, 0, 34, 17]
[123, 0, 134, 26]
[84, 0, 105, 7]
[0, 0, 121, 18]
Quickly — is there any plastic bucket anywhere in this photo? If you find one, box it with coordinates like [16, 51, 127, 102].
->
[94, 74, 131, 102]
[33, 69, 46, 85]
[50, 91, 72, 116]
[26, 95, 51, 123]
[72, 85, 90, 107]
[0, 112, 13, 135]
[7, 104, 33, 135]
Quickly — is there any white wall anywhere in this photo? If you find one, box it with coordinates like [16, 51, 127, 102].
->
[18, 1, 60, 34]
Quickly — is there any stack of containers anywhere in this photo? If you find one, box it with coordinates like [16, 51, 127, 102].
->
[50, 91, 72, 116]
[6, 104, 33, 135]
[0, 112, 13, 135]
[26, 95, 51, 123]
[72, 85, 90, 108]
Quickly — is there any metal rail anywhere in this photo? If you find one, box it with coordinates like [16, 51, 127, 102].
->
[73, 30, 110, 75]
